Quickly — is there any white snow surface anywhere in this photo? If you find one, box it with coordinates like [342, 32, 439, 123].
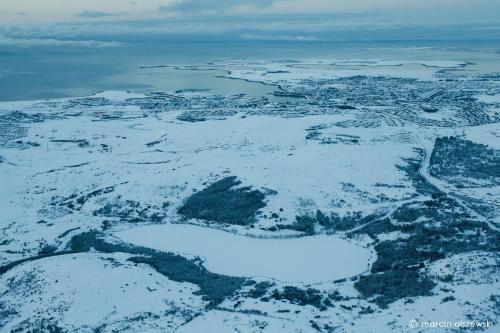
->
[0, 253, 204, 332]
[176, 309, 315, 333]
[221, 58, 464, 83]
[475, 93, 500, 104]
[1, 55, 499, 332]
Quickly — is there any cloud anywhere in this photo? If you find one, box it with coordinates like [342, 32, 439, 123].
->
[159, 0, 275, 15]
[76, 11, 116, 18]
[1, 15, 500, 44]
[0, 34, 122, 48]
[240, 33, 320, 41]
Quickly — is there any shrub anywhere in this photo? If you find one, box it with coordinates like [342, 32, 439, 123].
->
[178, 176, 266, 225]
[354, 268, 436, 308]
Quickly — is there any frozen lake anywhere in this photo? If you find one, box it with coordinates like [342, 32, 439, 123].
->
[117, 223, 373, 283]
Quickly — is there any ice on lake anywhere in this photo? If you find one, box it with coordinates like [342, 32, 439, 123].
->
[117, 223, 373, 283]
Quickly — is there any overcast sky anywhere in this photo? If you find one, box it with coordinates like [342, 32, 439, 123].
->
[1, 0, 499, 24]
[0, 0, 499, 45]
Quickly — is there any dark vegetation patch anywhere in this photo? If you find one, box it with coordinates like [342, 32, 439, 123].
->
[397, 148, 442, 196]
[336, 105, 356, 110]
[280, 215, 316, 235]
[269, 287, 331, 310]
[429, 136, 500, 185]
[10, 318, 66, 333]
[441, 295, 456, 303]
[354, 193, 499, 307]
[51, 182, 128, 211]
[348, 218, 398, 239]
[353, 198, 499, 307]
[489, 295, 500, 309]
[0, 251, 71, 276]
[178, 176, 266, 225]
[246, 281, 275, 299]
[391, 196, 470, 224]
[381, 219, 496, 269]
[352, 148, 500, 307]
[0, 306, 18, 330]
[68, 231, 246, 306]
[177, 113, 207, 122]
[371, 237, 443, 273]
[93, 198, 165, 224]
[130, 255, 243, 307]
[57, 227, 81, 239]
[1, 230, 245, 308]
[421, 105, 439, 113]
[322, 211, 382, 231]
[354, 268, 436, 308]
[38, 245, 58, 256]
[276, 210, 384, 235]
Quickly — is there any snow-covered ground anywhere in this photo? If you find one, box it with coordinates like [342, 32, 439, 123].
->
[0, 252, 205, 332]
[0, 56, 499, 332]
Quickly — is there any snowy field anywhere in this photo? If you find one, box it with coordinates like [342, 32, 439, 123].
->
[0, 55, 499, 332]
